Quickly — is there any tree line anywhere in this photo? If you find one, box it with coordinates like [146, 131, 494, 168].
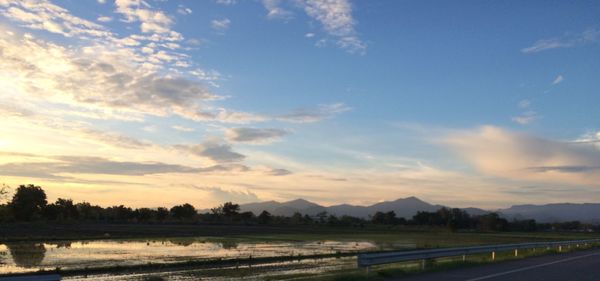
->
[0, 184, 595, 232]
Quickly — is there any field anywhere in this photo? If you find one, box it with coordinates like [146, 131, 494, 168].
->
[1, 223, 599, 280]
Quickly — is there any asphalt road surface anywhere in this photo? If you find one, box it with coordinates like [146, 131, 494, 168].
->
[392, 248, 600, 281]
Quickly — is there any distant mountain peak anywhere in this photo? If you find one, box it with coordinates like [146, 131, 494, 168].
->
[284, 198, 312, 204]
[235, 197, 600, 223]
[400, 196, 425, 202]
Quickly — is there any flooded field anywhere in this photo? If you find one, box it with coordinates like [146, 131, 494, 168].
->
[0, 238, 400, 276]
[1, 231, 576, 279]
[64, 257, 361, 281]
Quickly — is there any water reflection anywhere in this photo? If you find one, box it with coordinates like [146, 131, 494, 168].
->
[0, 239, 377, 275]
[51, 242, 72, 249]
[220, 240, 238, 250]
[168, 238, 195, 247]
[5, 243, 46, 268]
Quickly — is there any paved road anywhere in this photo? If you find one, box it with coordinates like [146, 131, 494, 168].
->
[392, 248, 600, 281]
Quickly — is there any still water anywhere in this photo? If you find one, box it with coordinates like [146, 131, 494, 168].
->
[0, 238, 388, 274]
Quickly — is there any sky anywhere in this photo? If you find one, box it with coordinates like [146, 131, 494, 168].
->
[0, 0, 599, 209]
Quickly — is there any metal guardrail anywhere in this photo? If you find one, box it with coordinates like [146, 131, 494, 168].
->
[358, 239, 600, 268]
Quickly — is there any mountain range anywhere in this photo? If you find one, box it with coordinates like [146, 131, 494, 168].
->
[237, 197, 600, 223]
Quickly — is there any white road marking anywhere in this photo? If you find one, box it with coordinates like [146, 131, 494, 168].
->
[465, 252, 600, 281]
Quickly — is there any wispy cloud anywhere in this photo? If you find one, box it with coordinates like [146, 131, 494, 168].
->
[225, 128, 289, 144]
[302, 0, 366, 54]
[262, 0, 293, 20]
[0, 156, 196, 178]
[176, 140, 246, 163]
[521, 28, 600, 53]
[97, 16, 112, 22]
[2, 0, 111, 38]
[518, 99, 531, 109]
[552, 74, 564, 85]
[189, 186, 260, 204]
[216, 0, 236, 5]
[211, 18, 231, 31]
[0, 29, 265, 124]
[444, 126, 600, 186]
[115, 0, 174, 34]
[512, 111, 539, 125]
[172, 125, 196, 132]
[177, 5, 192, 15]
[278, 103, 351, 123]
[261, 0, 366, 54]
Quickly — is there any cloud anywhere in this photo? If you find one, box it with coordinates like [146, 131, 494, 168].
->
[177, 5, 192, 15]
[97, 16, 112, 22]
[211, 18, 231, 31]
[0, 30, 230, 122]
[0, 153, 255, 179]
[176, 140, 245, 163]
[518, 99, 531, 109]
[262, 0, 293, 20]
[512, 111, 539, 125]
[225, 128, 289, 144]
[216, 0, 236, 5]
[1, 1, 111, 38]
[444, 126, 600, 186]
[80, 129, 151, 149]
[552, 75, 564, 85]
[302, 0, 366, 54]
[190, 186, 260, 204]
[278, 103, 351, 123]
[260, 0, 365, 53]
[265, 168, 292, 176]
[115, 0, 174, 34]
[521, 28, 600, 53]
[172, 125, 195, 132]
[0, 156, 196, 178]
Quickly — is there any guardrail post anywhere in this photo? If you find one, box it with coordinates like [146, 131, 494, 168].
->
[421, 259, 426, 270]
[558, 245, 562, 252]
[514, 249, 518, 257]
[462, 254, 466, 262]
[491, 251, 495, 261]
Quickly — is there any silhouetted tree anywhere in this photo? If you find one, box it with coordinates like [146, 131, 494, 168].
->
[509, 219, 537, 232]
[239, 211, 255, 223]
[372, 211, 386, 224]
[372, 211, 398, 225]
[156, 207, 170, 221]
[170, 203, 196, 220]
[327, 214, 339, 225]
[257, 210, 272, 224]
[76, 202, 103, 221]
[290, 212, 304, 224]
[315, 211, 328, 224]
[222, 202, 240, 217]
[135, 208, 155, 222]
[476, 213, 508, 231]
[10, 184, 47, 221]
[106, 205, 135, 221]
[0, 183, 9, 202]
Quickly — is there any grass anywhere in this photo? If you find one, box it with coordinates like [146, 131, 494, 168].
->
[237, 229, 600, 250]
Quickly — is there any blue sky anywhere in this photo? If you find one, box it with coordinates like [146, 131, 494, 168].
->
[0, 0, 599, 209]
